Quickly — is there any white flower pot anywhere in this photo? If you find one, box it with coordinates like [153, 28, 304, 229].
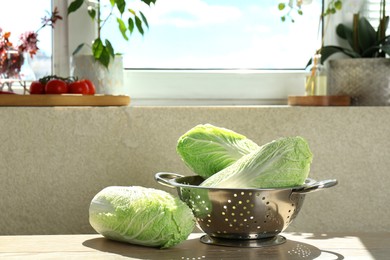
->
[71, 55, 124, 95]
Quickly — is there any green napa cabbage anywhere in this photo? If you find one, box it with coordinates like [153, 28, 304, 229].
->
[200, 136, 313, 189]
[89, 186, 195, 248]
[177, 124, 259, 179]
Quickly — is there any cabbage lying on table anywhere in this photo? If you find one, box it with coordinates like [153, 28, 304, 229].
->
[177, 124, 259, 179]
[200, 136, 313, 188]
[89, 186, 195, 248]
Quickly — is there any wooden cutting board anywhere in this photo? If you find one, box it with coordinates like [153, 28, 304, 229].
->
[0, 94, 130, 106]
[288, 95, 351, 106]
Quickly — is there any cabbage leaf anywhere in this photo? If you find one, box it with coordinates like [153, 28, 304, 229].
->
[200, 136, 313, 188]
[89, 186, 195, 248]
[177, 124, 259, 179]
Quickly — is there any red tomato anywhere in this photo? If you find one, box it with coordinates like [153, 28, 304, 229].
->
[81, 79, 96, 95]
[29, 81, 45, 94]
[68, 80, 89, 94]
[45, 79, 68, 94]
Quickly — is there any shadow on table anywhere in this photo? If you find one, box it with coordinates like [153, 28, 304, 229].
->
[83, 235, 344, 260]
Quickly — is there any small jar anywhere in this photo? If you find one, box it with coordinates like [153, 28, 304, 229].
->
[305, 54, 327, 96]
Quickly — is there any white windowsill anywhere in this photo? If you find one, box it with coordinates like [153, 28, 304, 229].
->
[125, 69, 307, 106]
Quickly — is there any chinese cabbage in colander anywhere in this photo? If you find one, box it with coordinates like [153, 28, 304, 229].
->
[200, 136, 313, 189]
[176, 124, 259, 179]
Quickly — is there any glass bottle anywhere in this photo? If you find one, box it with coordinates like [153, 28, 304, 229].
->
[305, 53, 327, 96]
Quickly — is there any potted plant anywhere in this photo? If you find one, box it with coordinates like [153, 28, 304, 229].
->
[317, 0, 390, 105]
[67, 0, 156, 94]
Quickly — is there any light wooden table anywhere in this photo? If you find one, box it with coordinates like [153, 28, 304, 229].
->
[0, 232, 388, 259]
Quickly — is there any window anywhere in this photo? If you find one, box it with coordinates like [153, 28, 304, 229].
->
[0, 1, 53, 80]
[100, 0, 323, 69]
[60, 0, 358, 106]
[363, 0, 390, 34]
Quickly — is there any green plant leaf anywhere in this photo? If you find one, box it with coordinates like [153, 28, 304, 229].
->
[139, 11, 149, 28]
[336, 23, 352, 40]
[115, 0, 126, 14]
[336, 23, 354, 50]
[110, 0, 115, 6]
[142, 0, 157, 6]
[128, 8, 136, 16]
[88, 8, 96, 20]
[105, 40, 115, 58]
[358, 17, 377, 53]
[72, 43, 85, 56]
[320, 46, 360, 63]
[98, 47, 111, 68]
[135, 16, 144, 35]
[92, 38, 104, 59]
[128, 18, 135, 34]
[117, 18, 129, 41]
[278, 3, 286, 10]
[68, 0, 84, 15]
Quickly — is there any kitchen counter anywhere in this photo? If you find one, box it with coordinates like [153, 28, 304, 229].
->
[1, 106, 390, 235]
[0, 232, 388, 259]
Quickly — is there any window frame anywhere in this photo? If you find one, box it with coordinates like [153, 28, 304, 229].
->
[54, 0, 340, 106]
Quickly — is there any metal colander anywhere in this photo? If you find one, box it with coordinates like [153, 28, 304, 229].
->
[155, 172, 337, 247]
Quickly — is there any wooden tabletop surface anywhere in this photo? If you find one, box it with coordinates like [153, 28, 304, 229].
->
[0, 232, 388, 259]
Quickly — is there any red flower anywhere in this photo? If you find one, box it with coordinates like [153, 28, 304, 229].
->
[18, 31, 39, 58]
[0, 7, 62, 78]
[41, 7, 63, 29]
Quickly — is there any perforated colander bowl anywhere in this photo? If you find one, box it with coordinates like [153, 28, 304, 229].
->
[155, 172, 337, 247]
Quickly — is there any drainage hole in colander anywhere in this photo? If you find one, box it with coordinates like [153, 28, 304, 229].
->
[266, 201, 270, 205]
[257, 226, 261, 229]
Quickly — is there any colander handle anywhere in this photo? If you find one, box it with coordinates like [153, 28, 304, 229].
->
[292, 179, 338, 194]
[155, 172, 184, 188]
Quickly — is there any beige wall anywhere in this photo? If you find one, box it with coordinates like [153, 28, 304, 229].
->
[0, 106, 389, 235]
